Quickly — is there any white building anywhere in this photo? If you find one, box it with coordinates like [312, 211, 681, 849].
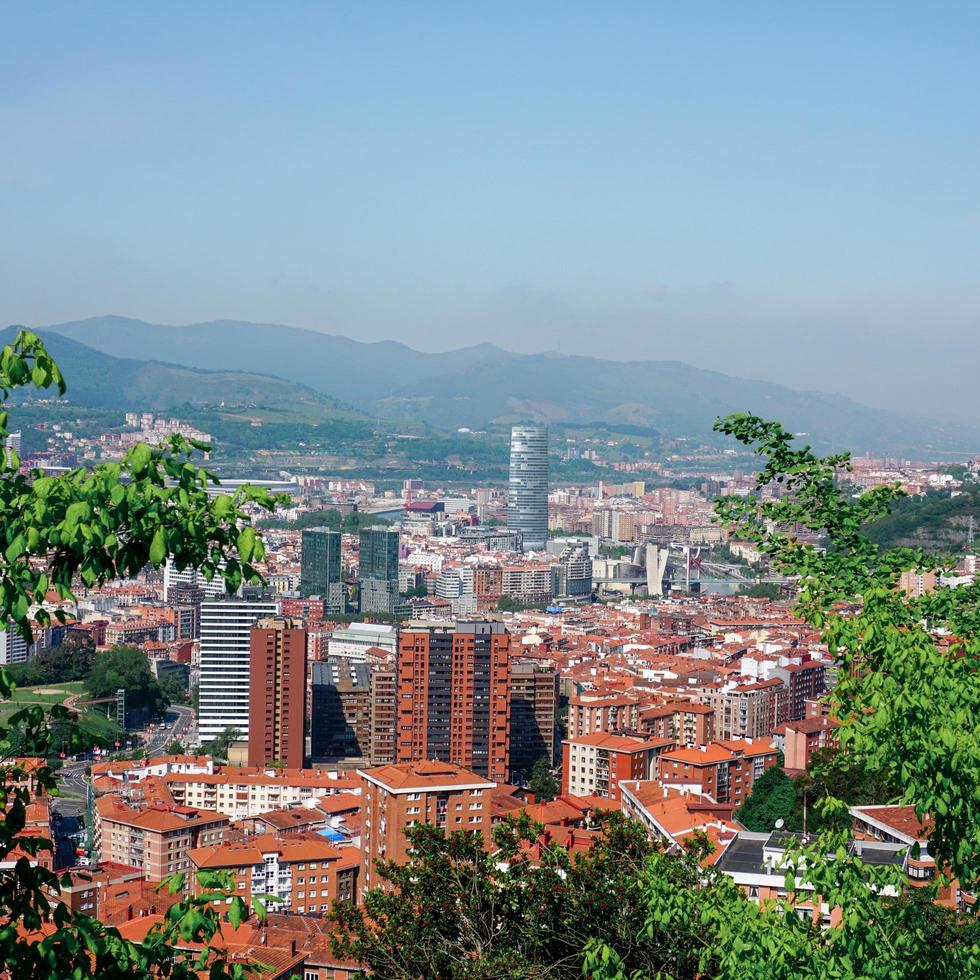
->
[0, 628, 29, 665]
[197, 595, 279, 742]
[326, 622, 398, 662]
[163, 560, 228, 602]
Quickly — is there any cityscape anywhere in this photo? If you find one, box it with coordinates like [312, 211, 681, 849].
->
[2, 4, 979, 979]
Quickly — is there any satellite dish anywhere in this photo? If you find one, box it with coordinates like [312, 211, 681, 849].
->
[774, 818, 785, 830]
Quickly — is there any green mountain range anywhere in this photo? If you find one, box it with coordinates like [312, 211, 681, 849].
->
[30, 315, 980, 455]
[0, 326, 361, 422]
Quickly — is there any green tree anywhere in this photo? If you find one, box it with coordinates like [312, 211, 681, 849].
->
[737, 581, 783, 600]
[0, 330, 280, 977]
[204, 726, 242, 763]
[159, 671, 189, 705]
[330, 812, 686, 979]
[586, 413, 980, 979]
[735, 763, 801, 832]
[528, 756, 559, 803]
[7, 629, 95, 687]
[86, 646, 167, 718]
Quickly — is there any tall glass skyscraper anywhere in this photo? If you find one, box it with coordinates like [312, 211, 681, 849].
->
[300, 527, 344, 613]
[507, 424, 549, 550]
[359, 526, 400, 614]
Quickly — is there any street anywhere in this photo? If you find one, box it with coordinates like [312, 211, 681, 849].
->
[52, 703, 196, 818]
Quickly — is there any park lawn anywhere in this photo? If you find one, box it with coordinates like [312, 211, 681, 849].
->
[0, 681, 124, 746]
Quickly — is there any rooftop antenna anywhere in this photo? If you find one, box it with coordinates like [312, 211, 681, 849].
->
[968, 514, 975, 550]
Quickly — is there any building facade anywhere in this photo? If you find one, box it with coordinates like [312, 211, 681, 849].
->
[358, 526, 400, 614]
[198, 594, 279, 743]
[358, 761, 495, 896]
[508, 661, 560, 779]
[396, 620, 511, 781]
[247, 618, 307, 769]
[562, 732, 674, 801]
[507, 425, 549, 551]
[300, 528, 344, 613]
[309, 659, 373, 764]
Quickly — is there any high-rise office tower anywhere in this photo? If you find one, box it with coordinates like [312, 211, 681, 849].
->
[396, 620, 511, 781]
[247, 617, 307, 769]
[508, 661, 560, 779]
[507, 425, 549, 550]
[359, 526, 400, 615]
[300, 528, 344, 613]
[198, 594, 279, 743]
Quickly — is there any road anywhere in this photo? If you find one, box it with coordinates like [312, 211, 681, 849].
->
[53, 703, 196, 818]
[145, 704, 195, 756]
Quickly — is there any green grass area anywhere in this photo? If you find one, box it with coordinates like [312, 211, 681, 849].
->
[0, 681, 123, 747]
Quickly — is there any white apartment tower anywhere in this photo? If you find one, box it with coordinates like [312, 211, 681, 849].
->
[197, 594, 279, 742]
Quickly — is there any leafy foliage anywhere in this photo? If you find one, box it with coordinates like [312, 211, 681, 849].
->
[735, 763, 800, 832]
[528, 757, 559, 803]
[7, 630, 95, 687]
[585, 413, 980, 979]
[329, 812, 674, 979]
[712, 413, 980, 880]
[0, 331, 279, 976]
[86, 646, 167, 717]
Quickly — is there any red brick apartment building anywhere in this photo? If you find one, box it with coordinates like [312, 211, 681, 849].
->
[248, 618, 307, 769]
[657, 740, 779, 806]
[95, 797, 229, 883]
[396, 620, 511, 781]
[562, 731, 675, 801]
[640, 700, 715, 747]
[358, 760, 495, 896]
[780, 716, 840, 771]
[189, 832, 360, 914]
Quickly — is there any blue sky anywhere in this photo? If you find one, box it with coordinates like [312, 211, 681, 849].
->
[2, 2, 979, 417]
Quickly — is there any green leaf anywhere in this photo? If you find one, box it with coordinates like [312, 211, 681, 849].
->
[149, 527, 167, 566]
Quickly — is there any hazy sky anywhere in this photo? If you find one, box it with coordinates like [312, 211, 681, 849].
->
[3, 3, 980, 419]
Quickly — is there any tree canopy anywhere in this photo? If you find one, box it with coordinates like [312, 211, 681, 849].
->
[6, 629, 95, 687]
[86, 646, 167, 716]
[735, 762, 800, 832]
[0, 331, 279, 977]
[528, 757, 559, 803]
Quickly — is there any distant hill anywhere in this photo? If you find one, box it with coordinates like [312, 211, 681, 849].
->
[43, 315, 504, 406]
[0, 326, 361, 420]
[41, 315, 980, 455]
[864, 483, 980, 556]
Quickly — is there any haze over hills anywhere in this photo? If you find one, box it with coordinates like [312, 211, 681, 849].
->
[40, 315, 980, 455]
[0, 326, 360, 420]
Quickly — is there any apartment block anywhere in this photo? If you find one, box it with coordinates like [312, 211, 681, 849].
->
[561, 731, 674, 801]
[189, 832, 360, 914]
[508, 661, 560, 778]
[657, 740, 779, 807]
[95, 797, 229, 884]
[164, 768, 359, 821]
[781, 716, 840, 771]
[639, 700, 715, 748]
[359, 761, 495, 896]
[198, 595, 279, 743]
[247, 618, 307, 769]
[700, 679, 786, 741]
[567, 693, 648, 737]
[396, 620, 511, 782]
[310, 659, 372, 764]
